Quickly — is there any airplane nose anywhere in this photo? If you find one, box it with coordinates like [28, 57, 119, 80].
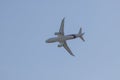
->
[46, 39, 51, 43]
[45, 39, 49, 43]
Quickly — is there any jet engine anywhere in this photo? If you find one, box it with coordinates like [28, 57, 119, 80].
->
[57, 44, 63, 47]
[54, 32, 60, 35]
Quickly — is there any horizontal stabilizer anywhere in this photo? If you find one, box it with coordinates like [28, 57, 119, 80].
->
[79, 28, 85, 41]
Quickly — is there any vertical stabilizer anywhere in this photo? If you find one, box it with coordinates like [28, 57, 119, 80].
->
[78, 28, 85, 41]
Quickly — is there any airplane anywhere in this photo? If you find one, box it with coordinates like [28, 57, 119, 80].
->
[46, 18, 85, 56]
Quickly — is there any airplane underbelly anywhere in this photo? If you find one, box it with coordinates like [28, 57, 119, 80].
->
[46, 36, 74, 43]
[52, 37, 60, 42]
[46, 37, 59, 43]
[62, 36, 74, 40]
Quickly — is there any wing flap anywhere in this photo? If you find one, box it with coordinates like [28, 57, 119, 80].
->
[63, 41, 75, 56]
[59, 18, 65, 35]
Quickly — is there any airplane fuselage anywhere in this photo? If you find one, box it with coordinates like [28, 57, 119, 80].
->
[46, 34, 79, 43]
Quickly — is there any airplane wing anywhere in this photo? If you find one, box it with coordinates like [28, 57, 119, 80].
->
[63, 41, 75, 56]
[59, 18, 65, 35]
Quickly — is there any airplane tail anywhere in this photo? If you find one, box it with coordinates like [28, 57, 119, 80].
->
[78, 28, 85, 41]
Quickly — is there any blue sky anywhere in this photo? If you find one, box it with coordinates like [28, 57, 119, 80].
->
[0, 0, 120, 80]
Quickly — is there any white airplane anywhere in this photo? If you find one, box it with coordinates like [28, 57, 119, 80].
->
[46, 18, 85, 56]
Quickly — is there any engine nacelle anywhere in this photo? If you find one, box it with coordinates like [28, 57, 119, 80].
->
[54, 32, 60, 35]
[57, 44, 63, 47]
